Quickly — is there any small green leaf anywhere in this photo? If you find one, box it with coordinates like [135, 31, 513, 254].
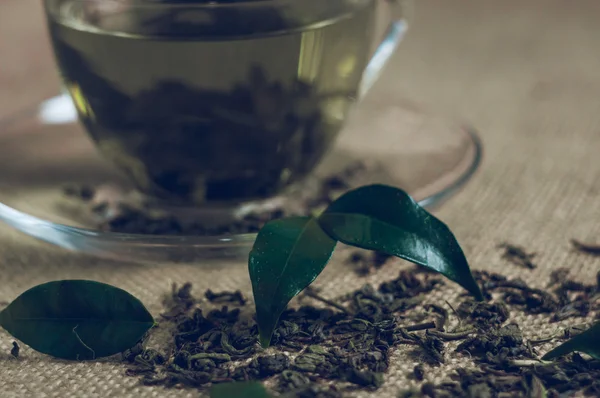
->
[210, 381, 273, 398]
[317, 184, 483, 301]
[0, 280, 155, 360]
[249, 216, 337, 347]
[542, 322, 600, 360]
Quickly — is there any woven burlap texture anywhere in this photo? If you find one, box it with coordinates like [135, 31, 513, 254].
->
[1, 0, 599, 397]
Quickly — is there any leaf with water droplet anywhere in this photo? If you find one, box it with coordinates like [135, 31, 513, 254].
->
[0, 280, 155, 360]
[317, 184, 483, 300]
[542, 322, 600, 360]
[249, 217, 337, 347]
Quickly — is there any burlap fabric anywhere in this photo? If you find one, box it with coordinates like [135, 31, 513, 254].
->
[0, 0, 599, 397]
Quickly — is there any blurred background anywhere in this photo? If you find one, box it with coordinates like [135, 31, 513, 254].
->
[3, 0, 600, 132]
[2, 0, 598, 120]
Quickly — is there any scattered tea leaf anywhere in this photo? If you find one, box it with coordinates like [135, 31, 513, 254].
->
[571, 239, 600, 256]
[249, 217, 337, 347]
[10, 341, 19, 358]
[413, 364, 425, 381]
[497, 242, 537, 269]
[542, 322, 600, 360]
[0, 280, 155, 360]
[210, 381, 273, 398]
[205, 289, 246, 306]
[317, 185, 483, 300]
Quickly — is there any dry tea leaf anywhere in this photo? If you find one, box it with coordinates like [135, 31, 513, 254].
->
[249, 217, 337, 347]
[571, 239, 600, 256]
[317, 184, 483, 300]
[525, 374, 547, 398]
[0, 280, 155, 360]
[210, 381, 273, 398]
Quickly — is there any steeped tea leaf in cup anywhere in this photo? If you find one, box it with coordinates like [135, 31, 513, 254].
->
[46, 0, 377, 204]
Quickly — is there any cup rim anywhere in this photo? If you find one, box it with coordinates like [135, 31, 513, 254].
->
[62, 0, 372, 10]
[46, 0, 376, 39]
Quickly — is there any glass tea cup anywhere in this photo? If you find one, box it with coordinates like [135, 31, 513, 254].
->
[43, 0, 410, 206]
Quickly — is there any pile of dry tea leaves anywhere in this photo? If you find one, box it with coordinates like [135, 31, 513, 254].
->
[62, 162, 373, 236]
[398, 243, 600, 398]
[121, 244, 599, 397]
[123, 264, 446, 397]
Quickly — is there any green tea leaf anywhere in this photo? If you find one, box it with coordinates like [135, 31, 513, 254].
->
[0, 280, 155, 360]
[249, 216, 337, 347]
[542, 322, 600, 360]
[210, 381, 273, 398]
[317, 184, 483, 301]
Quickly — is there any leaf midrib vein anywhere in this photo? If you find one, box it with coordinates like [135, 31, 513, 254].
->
[267, 219, 314, 312]
[6, 317, 150, 322]
[322, 212, 439, 266]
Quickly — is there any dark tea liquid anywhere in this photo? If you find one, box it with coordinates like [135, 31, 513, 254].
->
[47, 1, 376, 203]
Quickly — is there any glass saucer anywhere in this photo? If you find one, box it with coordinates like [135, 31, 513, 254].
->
[0, 94, 482, 264]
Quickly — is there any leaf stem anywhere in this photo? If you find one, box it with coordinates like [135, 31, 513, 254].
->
[508, 359, 553, 367]
[426, 328, 475, 340]
[396, 339, 420, 346]
[529, 331, 561, 345]
[403, 321, 437, 332]
[304, 288, 351, 315]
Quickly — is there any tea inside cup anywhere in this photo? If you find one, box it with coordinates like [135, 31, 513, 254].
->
[45, 0, 383, 206]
